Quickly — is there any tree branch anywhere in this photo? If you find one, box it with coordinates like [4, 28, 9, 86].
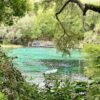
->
[56, 0, 100, 16]
[71, 0, 85, 13]
[84, 4, 100, 15]
[55, 0, 70, 36]
[56, 0, 70, 15]
[55, 0, 100, 35]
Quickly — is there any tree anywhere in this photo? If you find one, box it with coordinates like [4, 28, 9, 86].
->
[0, 0, 33, 25]
[41, 0, 100, 53]
[55, 0, 100, 34]
[43, 0, 100, 28]
[31, 7, 57, 40]
[36, 0, 100, 55]
[56, 0, 100, 16]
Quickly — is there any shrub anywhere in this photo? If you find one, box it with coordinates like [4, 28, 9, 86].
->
[83, 44, 100, 80]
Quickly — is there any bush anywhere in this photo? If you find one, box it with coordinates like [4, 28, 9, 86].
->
[0, 92, 7, 100]
[0, 50, 39, 100]
[86, 80, 100, 100]
[83, 44, 100, 80]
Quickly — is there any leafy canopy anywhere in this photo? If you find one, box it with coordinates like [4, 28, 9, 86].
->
[0, 0, 33, 25]
[32, 6, 57, 40]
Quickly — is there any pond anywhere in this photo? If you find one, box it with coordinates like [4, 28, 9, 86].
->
[8, 47, 84, 84]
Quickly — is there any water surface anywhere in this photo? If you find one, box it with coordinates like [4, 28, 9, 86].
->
[8, 48, 84, 83]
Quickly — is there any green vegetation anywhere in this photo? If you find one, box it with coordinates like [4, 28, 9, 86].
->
[83, 44, 100, 80]
[83, 23, 100, 80]
[32, 7, 56, 40]
[0, 92, 7, 100]
[0, 0, 100, 99]
[0, 50, 39, 100]
[0, 0, 33, 25]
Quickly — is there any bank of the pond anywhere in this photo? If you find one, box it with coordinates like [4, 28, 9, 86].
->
[0, 44, 22, 48]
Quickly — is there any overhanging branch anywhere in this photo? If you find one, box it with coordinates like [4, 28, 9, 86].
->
[56, 0, 100, 16]
[55, 0, 100, 35]
[55, 0, 70, 35]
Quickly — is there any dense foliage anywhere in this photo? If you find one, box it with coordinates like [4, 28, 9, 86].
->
[84, 44, 100, 79]
[0, 50, 39, 100]
[0, 0, 33, 25]
[82, 22, 100, 80]
[31, 7, 57, 40]
[0, 0, 100, 100]
[1, 0, 100, 48]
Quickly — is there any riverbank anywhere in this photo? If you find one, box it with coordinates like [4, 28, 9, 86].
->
[0, 44, 22, 48]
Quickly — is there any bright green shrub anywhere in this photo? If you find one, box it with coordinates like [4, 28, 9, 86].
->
[83, 44, 100, 100]
[0, 92, 7, 100]
[83, 44, 100, 80]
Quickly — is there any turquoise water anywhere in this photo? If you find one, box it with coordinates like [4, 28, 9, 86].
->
[8, 48, 84, 81]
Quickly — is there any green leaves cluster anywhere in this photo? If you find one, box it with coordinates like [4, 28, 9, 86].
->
[83, 44, 100, 80]
[0, 92, 7, 100]
[0, 0, 33, 25]
[83, 22, 100, 80]
[54, 3, 83, 54]
[31, 7, 57, 40]
[0, 50, 39, 100]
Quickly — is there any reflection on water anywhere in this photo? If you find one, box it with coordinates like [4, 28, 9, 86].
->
[8, 47, 84, 83]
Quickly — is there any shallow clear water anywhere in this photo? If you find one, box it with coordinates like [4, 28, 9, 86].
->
[8, 47, 84, 82]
